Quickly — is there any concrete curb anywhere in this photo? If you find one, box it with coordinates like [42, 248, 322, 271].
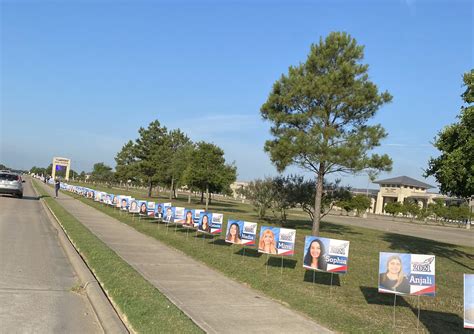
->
[31, 180, 129, 334]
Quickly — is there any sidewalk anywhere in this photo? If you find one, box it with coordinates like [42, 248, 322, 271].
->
[37, 182, 331, 334]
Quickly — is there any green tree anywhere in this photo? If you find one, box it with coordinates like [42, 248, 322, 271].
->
[164, 129, 192, 199]
[30, 166, 45, 175]
[384, 202, 403, 219]
[69, 169, 79, 179]
[115, 140, 138, 189]
[286, 176, 352, 221]
[428, 199, 446, 224]
[425, 70, 474, 198]
[444, 204, 470, 227]
[90, 162, 114, 183]
[134, 120, 170, 197]
[261, 32, 392, 236]
[403, 199, 420, 222]
[269, 176, 293, 223]
[338, 200, 354, 216]
[240, 178, 274, 219]
[182, 142, 237, 210]
[351, 195, 371, 216]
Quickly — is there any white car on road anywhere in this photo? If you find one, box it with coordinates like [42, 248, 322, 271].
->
[0, 171, 25, 198]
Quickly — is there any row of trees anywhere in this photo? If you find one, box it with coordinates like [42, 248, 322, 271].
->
[29, 121, 237, 211]
[240, 175, 371, 223]
[114, 120, 237, 210]
[384, 199, 470, 225]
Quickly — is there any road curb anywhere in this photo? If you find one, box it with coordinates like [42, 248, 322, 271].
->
[31, 180, 129, 334]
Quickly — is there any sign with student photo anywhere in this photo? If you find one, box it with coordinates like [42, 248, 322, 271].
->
[258, 226, 296, 256]
[174, 207, 186, 224]
[302, 236, 350, 274]
[378, 252, 436, 296]
[129, 199, 140, 213]
[120, 197, 131, 210]
[105, 194, 114, 205]
[138, 200, 148, 215]
[182, 209, 195, 228]
[146, 202, 156, 217]
[197, 212, 223, 235]
[162, 206, 176, 224]
[193, 209, 205, 228]
[225, 220, 257, 246]
[465, 274, 474, 329]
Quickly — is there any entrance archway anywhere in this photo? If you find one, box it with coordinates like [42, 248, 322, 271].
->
[52, 157, 71, 181]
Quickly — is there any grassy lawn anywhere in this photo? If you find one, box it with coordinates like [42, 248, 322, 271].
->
[32, 180, 202, 334]
[64, 181, 472, 333]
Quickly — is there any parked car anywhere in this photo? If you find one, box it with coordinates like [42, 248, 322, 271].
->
[0, 172, 24, 198]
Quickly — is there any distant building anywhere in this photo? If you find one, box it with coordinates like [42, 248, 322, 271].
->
[230, 181, 249, 199]
[349, 188, 379, 213]
[373, 176, 445, 214]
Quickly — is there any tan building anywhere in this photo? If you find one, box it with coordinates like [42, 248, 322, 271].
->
[230, 181, 249, 199]
[373, 176, 445, 214]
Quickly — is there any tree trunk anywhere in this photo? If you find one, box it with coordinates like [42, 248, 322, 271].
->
[208, 192, 212, 205]
[312, 163, 325, 236]
[148, 180, 153, 197]
[169, 177, 174, 200]
[200, 191, 204, 204]
[188, 190, 191, 204]
[205, 185, 209, 211]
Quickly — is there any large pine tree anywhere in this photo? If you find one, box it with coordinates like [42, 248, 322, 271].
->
[261, 32, 392, 236]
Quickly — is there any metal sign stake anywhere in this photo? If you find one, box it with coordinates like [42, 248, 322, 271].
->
[392, 294, 397, 329]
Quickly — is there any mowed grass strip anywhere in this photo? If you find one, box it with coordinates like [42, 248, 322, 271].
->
[65, 182, 472, 333]
[32, 180, 202, 334]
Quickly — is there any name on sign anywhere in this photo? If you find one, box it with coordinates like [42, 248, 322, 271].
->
[324, 256, 347, 265]
[278, 242, 293, 250]
[409, 275, 433, 285]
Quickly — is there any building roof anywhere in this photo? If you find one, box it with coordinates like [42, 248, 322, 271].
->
[373, 176, 435, 189]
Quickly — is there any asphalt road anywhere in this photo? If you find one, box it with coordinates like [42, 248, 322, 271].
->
[321, 213, 474, 248]
[0, 181, 102, 333]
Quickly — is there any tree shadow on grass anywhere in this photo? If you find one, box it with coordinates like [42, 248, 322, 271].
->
[265, 256, 298, 269]
[413, 309, 465, 334]
[304, 270, 341, 286]
[360, 286, 465, 333]
[284, 219, 363, 236]
[321, 221, 363, 236]
[360, 286, 410, 307]
[234, 247, 263, 258]
[382, 233, 474, 271]
[192, 233, 214, 240]
[208, 206, 249, 214]
[209, 238, 228, 246]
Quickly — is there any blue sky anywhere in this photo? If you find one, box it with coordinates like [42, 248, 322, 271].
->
[1, 0, 472, 189]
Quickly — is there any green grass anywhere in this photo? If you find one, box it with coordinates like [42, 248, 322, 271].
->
[32, 180, 202, 334]
[63, 181, 472, 333]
